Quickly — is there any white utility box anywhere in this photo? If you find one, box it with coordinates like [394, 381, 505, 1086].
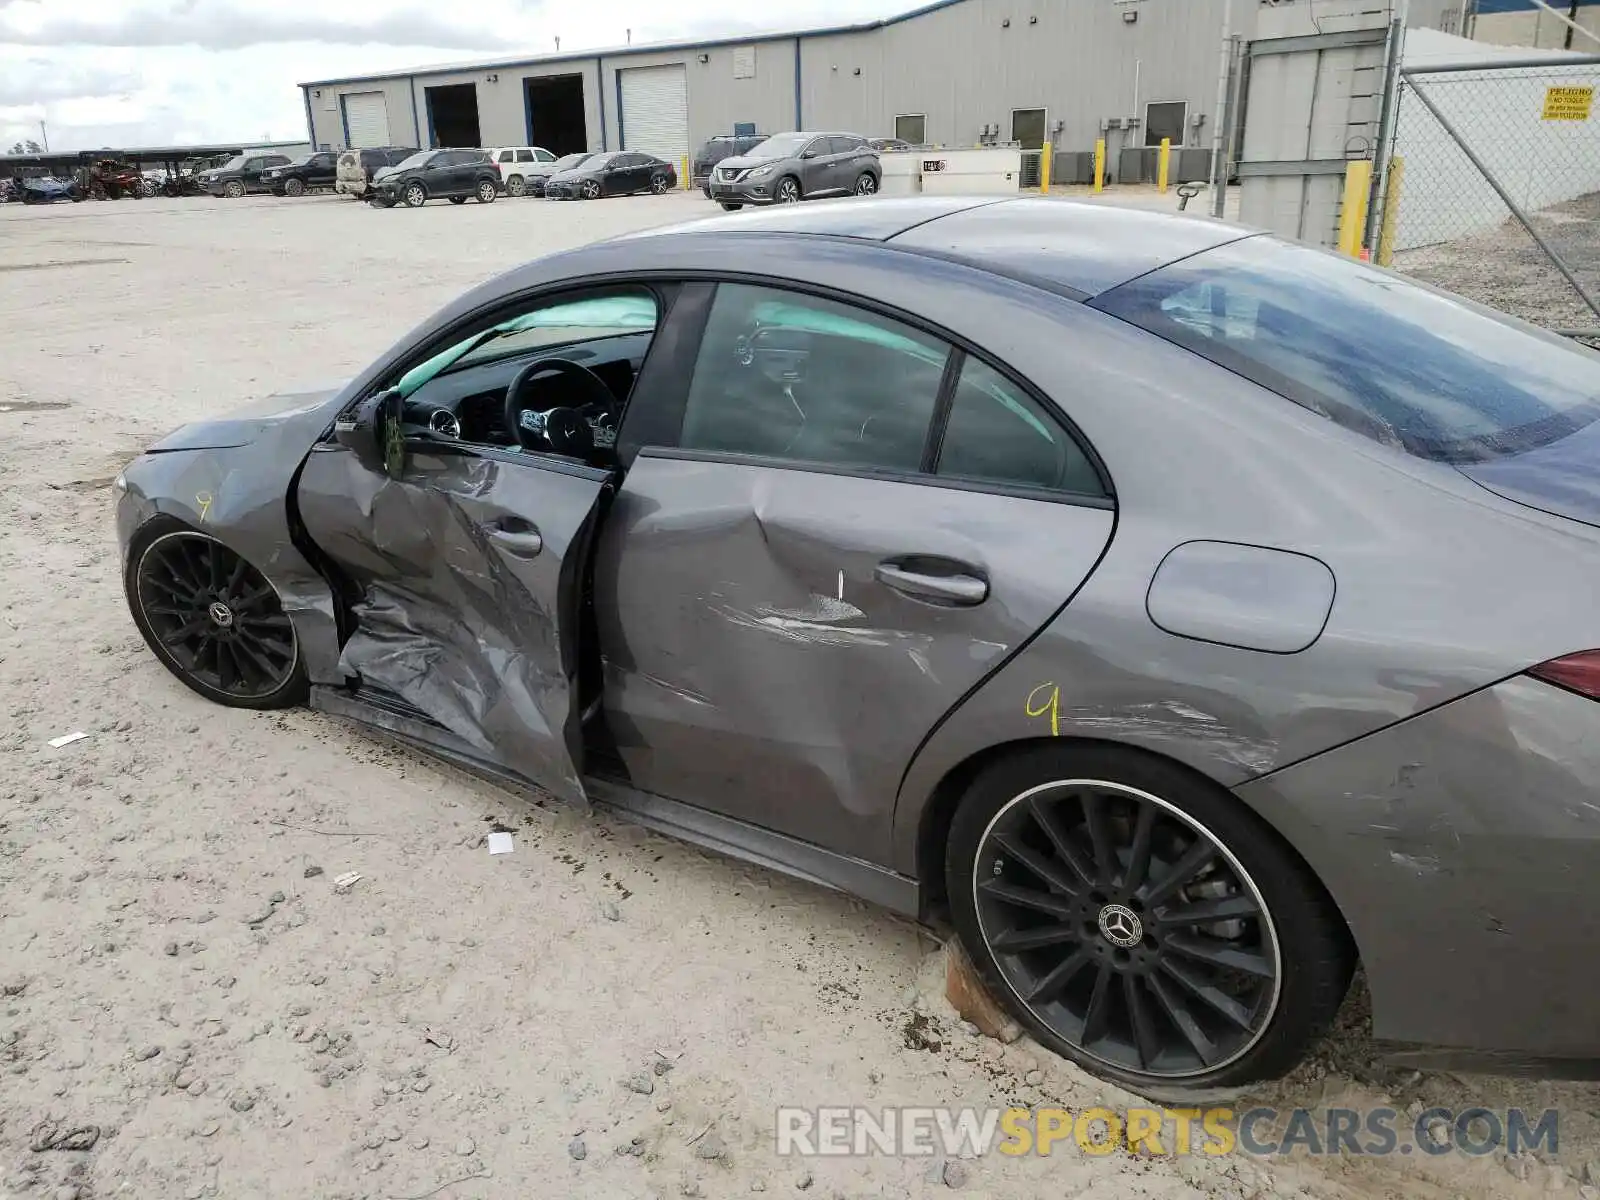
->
[878, 150, 922, 196]
[916, 146, 1024, 195]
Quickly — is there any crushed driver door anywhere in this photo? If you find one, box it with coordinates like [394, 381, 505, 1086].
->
[297, 439, 611, 805]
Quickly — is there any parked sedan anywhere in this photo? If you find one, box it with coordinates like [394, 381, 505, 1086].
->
[263, 151, 339, 197]
[543, 151, 676, 200]
[708, 131, 879, 209]
[528, 152, 592, 196]
[368, 149, 500, 208]
[114, 197, 1600, 1095]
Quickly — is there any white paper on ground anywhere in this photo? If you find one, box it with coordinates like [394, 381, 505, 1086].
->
[48, 731, 89, 748]
[487, 832, 514, 855]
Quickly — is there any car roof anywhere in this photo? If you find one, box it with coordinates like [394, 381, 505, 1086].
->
[639, 197, 1254, 298]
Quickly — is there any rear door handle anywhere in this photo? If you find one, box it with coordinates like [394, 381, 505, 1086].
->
[875, 561, 988, 606]
[488, 524, 543, 558]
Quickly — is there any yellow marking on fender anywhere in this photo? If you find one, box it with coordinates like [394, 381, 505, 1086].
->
[195, 491, 213, 522]
[1026, 682, 1060, 736]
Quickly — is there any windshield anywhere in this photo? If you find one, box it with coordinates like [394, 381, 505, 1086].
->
[219, 155, 247, 171]
[552, 153, 592, 171]
[396, 293, 659, 397]
[580, 152, 619, 170]
[748, 133, 809, 158]
[1094, 236, 1600, 464]
[392, 151, 431, 171]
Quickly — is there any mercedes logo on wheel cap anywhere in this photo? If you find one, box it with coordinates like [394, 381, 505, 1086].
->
[1097, 903, 1143, 948]
[208, 601, 234, 629]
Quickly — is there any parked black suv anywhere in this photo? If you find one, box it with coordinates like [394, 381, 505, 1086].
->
[335, 147, 418, 198]
[690, 133, 767, 197]
[197, 153, 293, 198]
[369, 149, 501, 208]
[263, 151, 338, 197]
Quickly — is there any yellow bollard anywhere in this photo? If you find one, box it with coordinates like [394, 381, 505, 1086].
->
[1040, 143, 1052, 195]
[1376, 156, 1405, 267]
[1337, 160, 1373, 259]
[681, 155, 690, 191]
[1094, 138, 1106, 193]
[1158, 138, 1171, 192]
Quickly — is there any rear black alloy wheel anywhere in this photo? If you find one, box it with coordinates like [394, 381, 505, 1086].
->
[650, 173, 670, 194]
[948, 747, 1351, 1093]
[854, 172, 878, 196]
[127, 525, 306, 709]
[476, 180, 497, 203]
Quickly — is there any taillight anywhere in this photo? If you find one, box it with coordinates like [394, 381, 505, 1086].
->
[1528, 651, 1600, 699]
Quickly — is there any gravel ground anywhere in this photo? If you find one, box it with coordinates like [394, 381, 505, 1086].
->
[1, 191, 1597, 1200]
[1395, 190, 1600, 335]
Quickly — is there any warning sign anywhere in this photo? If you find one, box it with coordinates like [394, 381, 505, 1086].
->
[1542, 85, 1594, 121]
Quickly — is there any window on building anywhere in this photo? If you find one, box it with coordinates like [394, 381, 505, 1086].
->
[894, 114, 927, 146]
[1145, 101, 1188, 147]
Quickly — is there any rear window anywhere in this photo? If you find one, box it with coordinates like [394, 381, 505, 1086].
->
[1094, 236, 1600, 464]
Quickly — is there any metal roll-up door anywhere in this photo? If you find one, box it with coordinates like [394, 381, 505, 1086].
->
[619, 64, 688, 162]
[343, 91, 392, 149]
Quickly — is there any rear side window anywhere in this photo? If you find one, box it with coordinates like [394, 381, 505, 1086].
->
[681, 284, 948, 472]
[516, 149, 535, 162]
[1095, 237, 1600, 463]
[498, 150, 515, 163]
[937, 358, 1104, 495]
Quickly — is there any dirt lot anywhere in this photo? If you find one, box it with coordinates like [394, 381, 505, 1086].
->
[1, 191, 1597, 1200]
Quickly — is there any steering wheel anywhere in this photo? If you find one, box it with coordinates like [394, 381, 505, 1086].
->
[503, 357, 615, 456]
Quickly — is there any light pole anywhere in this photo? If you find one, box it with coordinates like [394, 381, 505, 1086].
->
[39, 120, 49, 151]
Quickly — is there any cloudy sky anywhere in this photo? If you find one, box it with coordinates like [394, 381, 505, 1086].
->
[0, 0, 896, 152]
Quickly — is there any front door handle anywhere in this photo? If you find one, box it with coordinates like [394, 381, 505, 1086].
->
[488, 526, 543, 558]
[875, 561, 988, 606]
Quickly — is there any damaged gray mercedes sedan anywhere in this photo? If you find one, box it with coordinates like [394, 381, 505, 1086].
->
[116, 196, 1600, 1094]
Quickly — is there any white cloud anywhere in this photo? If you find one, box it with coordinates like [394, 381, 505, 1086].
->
[2, 0, 895, 151]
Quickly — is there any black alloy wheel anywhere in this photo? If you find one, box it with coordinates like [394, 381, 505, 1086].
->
[776, 177, 801, 203]
[854, 172, 878, 196]
[127, 524, 306, 708]
[650, 173, 670, 194]
[948, 746, 1351, 1093]
[476, 179, 497, 203]
[581, 179, 601, 200]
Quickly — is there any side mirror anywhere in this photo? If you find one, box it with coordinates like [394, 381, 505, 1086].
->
[333, 388, 406, 478]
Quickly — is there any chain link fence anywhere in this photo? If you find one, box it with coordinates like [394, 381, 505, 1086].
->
[1381, 57, 1600, 340]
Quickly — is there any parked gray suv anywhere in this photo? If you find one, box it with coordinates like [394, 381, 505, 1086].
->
[706, 132, 880, 209]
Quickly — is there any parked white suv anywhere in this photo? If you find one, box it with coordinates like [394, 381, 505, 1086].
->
[486, 146, 560, 197]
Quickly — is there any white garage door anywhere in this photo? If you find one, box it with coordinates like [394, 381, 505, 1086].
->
[343, 91, 391, 149]
[619, 64, 688, 162]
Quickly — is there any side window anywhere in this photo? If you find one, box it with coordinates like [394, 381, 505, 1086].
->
[535, 149, 557, 162]
[681, 284, 949, 473]
[244, 159, 263, 171]
[516, 149, 536, 162]
[801, 138, 826, 159]
[394, 289, 661, 450]
[937, 357, 1105, 496]
[828, 136, 857, 155]
[498, 150, 515, 163]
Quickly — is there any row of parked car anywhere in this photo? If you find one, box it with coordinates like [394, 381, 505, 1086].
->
[185, 131, 890, 211]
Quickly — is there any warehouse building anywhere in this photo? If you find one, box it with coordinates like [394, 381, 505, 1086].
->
[300, 0, 1458, 175]
[1466, 0, 1600, 48]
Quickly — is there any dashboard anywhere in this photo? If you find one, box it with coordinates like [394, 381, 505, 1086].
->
[401, 330, 654, 450]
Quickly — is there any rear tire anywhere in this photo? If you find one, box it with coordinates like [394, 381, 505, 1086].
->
[854, 172, 879, 196]
[475, 180, 497, 203]
[506, 174, 526, 197]
[449, 196, 467, 205]
[945, 743, 1352, 1097]
[650, 173, 671, 194]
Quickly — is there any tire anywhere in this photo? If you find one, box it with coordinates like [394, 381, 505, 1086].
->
[403, 182, 428, 208]
[775, 176, 801, 204]
[284, 177, 306, 197]
[223, 180, 245, 199]
[506, 174, 526, 197]
[945, 743, 1352, 1097]
[719, 202, 743, 211]
[701, 185, 713, 200]
[650, 173, 671, 194]
[854, 172, 879, 197]
[124, 517, 308, 711]
[475, 179, 497, 204]
[449, 196, 467, 205]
